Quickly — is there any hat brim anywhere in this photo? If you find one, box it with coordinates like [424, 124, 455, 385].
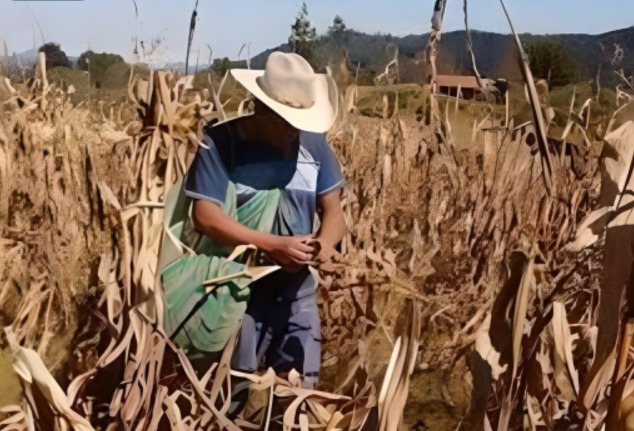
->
[230, 68, 338, 134]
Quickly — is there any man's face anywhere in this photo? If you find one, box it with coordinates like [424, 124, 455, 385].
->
[254, 99, 298, 136]
[254, 99, 283, 122]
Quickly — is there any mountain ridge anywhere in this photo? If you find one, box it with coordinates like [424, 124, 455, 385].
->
[5, 26, 633, 84]
[249, 26, 634, 84]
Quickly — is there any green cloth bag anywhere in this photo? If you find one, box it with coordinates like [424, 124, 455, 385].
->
[160, 180, 281, 354]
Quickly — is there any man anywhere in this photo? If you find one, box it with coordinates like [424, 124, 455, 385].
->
[174, 52, 346, 386]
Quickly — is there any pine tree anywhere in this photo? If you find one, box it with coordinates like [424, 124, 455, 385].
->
[289, 2, 317, 65]
[328, 15, 350, 47]
[211, 57, 232, 76]
[527, 41, 577, 87]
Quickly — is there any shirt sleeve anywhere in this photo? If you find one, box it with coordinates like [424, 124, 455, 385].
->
[183, 137, 230, 207]
[307, 133, 345, 195]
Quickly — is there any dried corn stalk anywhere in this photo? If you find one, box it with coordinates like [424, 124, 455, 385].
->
[1, 55, 425, 431]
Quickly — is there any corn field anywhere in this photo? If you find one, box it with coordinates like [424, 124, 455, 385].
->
[1, 3, 634, 431]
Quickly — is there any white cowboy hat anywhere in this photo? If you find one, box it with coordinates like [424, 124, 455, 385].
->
[230, 52, 338, 133]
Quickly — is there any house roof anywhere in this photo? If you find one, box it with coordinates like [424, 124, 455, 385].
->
[436, 75, 481, 89]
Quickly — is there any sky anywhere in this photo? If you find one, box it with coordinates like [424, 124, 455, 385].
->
[0, 0, 632, 63]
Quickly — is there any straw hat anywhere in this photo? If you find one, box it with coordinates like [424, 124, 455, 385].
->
[231, 52, 338, 133]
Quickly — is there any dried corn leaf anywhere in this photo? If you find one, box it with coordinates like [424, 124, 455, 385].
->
[6, 331, 95, 431]
[511, 252, 534, 379]
[551, 302, 579, 400]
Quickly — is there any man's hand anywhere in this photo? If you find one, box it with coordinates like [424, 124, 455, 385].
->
[261, 235, 316, 272]
[312, 188, 347, 272]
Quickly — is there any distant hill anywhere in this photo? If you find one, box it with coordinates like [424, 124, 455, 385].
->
[249, 27, 634, 85]
[10, 48, 39, 67]
[5, 26, 632, 87]
[5, 47, 78, 68]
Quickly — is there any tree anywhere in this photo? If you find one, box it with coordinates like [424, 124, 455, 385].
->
[289, 2, 317, 65]
[38, 43, 71, 70]
[77, 50, 94, 71]
[527, 41, 577, 87]
[328, 15, 351, 47]
[211, 57, 231, 76]
[86, 52, 125, 88]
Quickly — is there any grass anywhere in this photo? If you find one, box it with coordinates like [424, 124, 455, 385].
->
[355, 83, 427, 117]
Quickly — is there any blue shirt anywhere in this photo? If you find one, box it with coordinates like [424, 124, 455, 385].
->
[183, 122, 344, 236]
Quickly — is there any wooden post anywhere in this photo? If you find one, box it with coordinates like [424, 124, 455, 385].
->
[505, 90, 510, 128]
[617, 319, 634, 381]
[455, 84, 461, 113]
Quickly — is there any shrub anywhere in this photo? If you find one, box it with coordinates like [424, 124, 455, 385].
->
[38, 43, 71, 70]
[86, 52, 125, 88]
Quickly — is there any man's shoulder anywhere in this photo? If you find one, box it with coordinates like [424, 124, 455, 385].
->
[201, 121, 232, 165]
[300, 130, 328, 153]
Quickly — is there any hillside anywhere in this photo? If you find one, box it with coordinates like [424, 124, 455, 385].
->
[5, 27, 632, 86]
[250, 26, 634, 84]
[3, 47, 78, 69]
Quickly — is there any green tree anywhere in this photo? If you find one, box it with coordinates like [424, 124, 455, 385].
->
[328, 15, 351, 47]
[77, 50, 94, 71]
[86, 52, 125, 88]
[211, 57, 231, 76]
[289, 2, 317, 65]
[38, 43, 71, 69]
[527, 41, 577, 87]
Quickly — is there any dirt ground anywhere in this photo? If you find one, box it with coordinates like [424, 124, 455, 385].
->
[0, 346, 21, 406]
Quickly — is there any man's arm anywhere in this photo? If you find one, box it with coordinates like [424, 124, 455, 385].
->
[192, 200, 315, 267]
[314, 189, 346, 261]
